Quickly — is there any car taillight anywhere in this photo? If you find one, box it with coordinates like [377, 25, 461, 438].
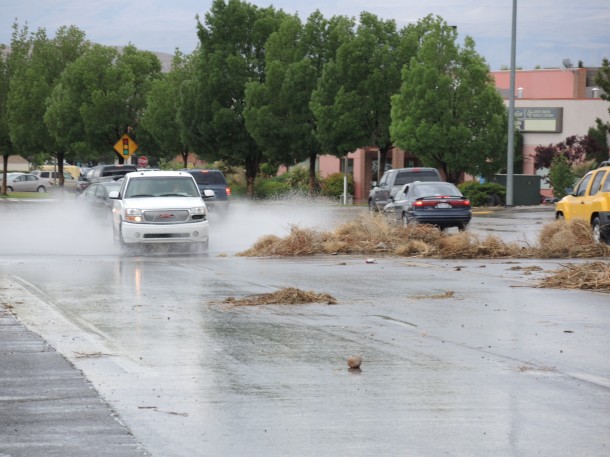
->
[413, 200, 437, 207]
[226, 187, 231, 196]
[450, 199, 470, 207]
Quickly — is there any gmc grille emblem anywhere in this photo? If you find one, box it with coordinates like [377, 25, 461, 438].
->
[158, 214, 174, 219]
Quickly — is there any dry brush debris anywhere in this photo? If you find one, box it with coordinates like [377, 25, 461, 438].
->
[237, 214, 609, 292]
[238, 214, 609, 260]
[537, 262, 610, 292]
[221, 287, 338, 306]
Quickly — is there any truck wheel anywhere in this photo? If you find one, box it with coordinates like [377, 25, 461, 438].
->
[402, 213, 416, 227]
[368, 200, 377, 212]
[592, 217, 608, 244]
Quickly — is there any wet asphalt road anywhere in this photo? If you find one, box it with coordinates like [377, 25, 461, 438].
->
[1, 199, 609, 456]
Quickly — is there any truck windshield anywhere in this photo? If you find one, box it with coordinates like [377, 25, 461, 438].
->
[125, 177, 199, 198]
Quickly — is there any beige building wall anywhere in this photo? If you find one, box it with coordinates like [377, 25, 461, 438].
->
[512, 99, 610, 176]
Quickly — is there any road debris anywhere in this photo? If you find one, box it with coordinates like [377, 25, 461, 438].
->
[221, 287, 338, 306]
[73, 351, 116, 358]
[347, 356, 362, 369]
[238, 214, 609, 259]
[537, 262, 610, 292]
[411, 291, 456, 300]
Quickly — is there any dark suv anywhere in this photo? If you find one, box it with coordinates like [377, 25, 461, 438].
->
[79, 164, 138, 192]
[184, 169, 230, 214]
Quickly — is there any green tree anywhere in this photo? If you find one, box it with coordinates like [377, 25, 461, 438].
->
[594, 58, 610, 146]
[187, 0, 284, 197]
[7, 25, 88, 185]
[549, 153, 575, 199]
[1, 23, 31, 189]
[244, 11, 352, 193]
[586, 121, 609, 164]
[142, 51, 195, 167]
[45, 44, 162, 165]
[390, 15, 507, 184]
[311, 12, 406, 181]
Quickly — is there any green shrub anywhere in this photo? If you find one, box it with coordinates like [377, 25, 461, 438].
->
[458, 181, 506, 206]
[320, 172, 354, 198]
[282, 166, 310, 193]
[549, 155, 576, 199]
[254, 180, 291, 199]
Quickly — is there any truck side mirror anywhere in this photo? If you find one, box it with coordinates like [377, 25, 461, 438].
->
[371, 181, 378, 188]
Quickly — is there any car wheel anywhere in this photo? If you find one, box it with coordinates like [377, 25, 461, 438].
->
[556, 212, 565, 220]
[115, 223, 131, 251]
[7, 186, 13, 192]
[36, 186, 46, 193]
[592, 217, 603, 244]
[192, 240, 209, 253]
[402, 213, 416, 227]
[457, 222, 468, 232]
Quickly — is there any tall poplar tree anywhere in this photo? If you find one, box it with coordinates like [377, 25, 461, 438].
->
[311, 12, 404, 179]
[390, 15, 507, 183]
[186, 0, 284, 197]
[244, 11, 352, 193]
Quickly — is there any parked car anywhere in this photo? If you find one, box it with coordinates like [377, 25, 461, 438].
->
[183, 169, 230, 215]
[4, 173, 47, 193]
[31, 170, 78, 192]
[78, 181, 123, 219]
[110, 170, 214, 251]
[79, 164, 138, 193]
[37, 164, 81, 180]
[383, 181, 471, 230]
[555, 163, 610, 244]
[369, 167, 442, 211]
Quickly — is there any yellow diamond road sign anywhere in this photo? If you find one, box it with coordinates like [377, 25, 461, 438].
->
[114, 134, 138, 158]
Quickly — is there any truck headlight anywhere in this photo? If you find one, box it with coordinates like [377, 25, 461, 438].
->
[191, 206, 207, 216]
[125, 208, 143, 223]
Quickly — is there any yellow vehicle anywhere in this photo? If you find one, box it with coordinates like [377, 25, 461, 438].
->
[38, 164, 81, 180]
[555, 162, 610, 244]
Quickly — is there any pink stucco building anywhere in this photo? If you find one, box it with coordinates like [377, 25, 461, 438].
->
[317, 67, 610, 203]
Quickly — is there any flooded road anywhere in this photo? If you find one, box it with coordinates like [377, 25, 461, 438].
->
[1, 199, 609, 456]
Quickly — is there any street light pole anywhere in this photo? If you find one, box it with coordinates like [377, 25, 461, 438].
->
[506, 0, 517, 206]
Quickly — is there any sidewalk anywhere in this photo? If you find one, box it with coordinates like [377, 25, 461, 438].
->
[0, 305, 149, 457]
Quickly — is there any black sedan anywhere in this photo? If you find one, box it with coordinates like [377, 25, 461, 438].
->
[383, 181, 472, 230]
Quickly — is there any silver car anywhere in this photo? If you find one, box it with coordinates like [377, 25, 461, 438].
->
[4, 173, 47, 192]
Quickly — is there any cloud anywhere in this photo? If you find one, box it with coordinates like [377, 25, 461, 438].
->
[1, 0, 609, 69]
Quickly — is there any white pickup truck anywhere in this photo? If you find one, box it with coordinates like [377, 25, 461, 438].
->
[109, 170, 214, 252]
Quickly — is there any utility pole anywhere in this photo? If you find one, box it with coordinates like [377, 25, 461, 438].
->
[506, 0, 517, 206]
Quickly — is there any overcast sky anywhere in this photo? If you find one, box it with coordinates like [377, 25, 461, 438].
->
[1, 0, 609, 70]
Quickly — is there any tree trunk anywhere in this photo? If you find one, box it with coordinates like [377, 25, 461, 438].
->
[378, 148, 388, 182]
[181, 149, 189, 168]
[57, 152, 65, 187]
[244, 153, 262, 199]
[1, 155, 7, 195]
[308, 152, 317, 195]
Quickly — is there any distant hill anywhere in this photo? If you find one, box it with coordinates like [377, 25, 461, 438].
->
[153, 50, 173, 73]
